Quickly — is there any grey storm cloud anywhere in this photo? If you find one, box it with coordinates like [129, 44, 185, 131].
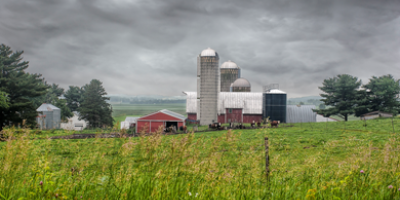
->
[1, 0, 399, 98]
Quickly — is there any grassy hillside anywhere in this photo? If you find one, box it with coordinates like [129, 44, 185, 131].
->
[1, 118, 400, 199]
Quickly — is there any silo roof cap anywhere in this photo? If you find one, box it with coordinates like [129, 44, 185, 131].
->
[232, 78, 251, 88]
[200, 47, 217, 57]
[221, 60, 240, 69]
[266, 89, 286, 94]
[36, 103, 60, 111]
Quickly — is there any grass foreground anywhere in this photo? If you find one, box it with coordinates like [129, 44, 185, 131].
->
[1, 118, 400, 199]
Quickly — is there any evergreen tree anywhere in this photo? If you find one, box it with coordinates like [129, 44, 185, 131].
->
[64, 86, 84, 111]
[78, 79, 113, 128]
[363, 75, 400, 115]
[315, 74, 362, 121]
[0, 91, 9, 109]
[0, 44, 48, 130]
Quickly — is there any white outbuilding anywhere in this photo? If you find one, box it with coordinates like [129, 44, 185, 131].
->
[60, 111, 87, 131]
[120, 117, 139, 130]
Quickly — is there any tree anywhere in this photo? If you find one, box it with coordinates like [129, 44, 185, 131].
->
[0, 91, 9, 109]
[29, 83, 73, 120]
[55, 99, 73, 121]
[363, 75, 400, 115]
[64, 86, 84, 111]
[315, 74, 362, 121]
[78, 79, 113, 128]
[0, 44, 48, 130]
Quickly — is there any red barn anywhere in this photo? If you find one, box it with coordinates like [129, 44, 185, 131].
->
[136, 109, 186, 133]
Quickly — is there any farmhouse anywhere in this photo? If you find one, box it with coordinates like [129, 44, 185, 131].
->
[60, 111, 87, 131]
[136, 109, 186, 133]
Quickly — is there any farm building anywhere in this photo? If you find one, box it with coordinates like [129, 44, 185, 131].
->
[120, 117, 139, 130]
[360, 111, 393, 120]
[60, 111, 87, 131]
[136, 109, 186, 133]
[36, 103, 61, 129]
[183, 92, 263, 124]
[286, 105, 317, 123]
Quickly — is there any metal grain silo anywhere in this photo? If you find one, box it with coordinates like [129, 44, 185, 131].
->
[36, 103, 61, 129]
[220, 60, 240, 92]
[231, 78, 251, 92]
[197, 48, 219, 125]
[262, 89, 287, 123]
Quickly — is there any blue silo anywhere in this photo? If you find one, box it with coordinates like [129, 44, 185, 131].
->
[262, 89, 287, 123]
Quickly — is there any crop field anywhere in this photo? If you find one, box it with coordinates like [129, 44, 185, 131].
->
[1, 118, 400, 199]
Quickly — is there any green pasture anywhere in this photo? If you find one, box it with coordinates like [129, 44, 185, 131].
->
[1, 118, 400, 199]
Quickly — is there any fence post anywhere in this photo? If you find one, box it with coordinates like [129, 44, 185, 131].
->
[265, 137, 270, 177]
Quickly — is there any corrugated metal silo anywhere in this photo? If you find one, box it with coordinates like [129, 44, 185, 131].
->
[36, 103, 61, 129]
[197, 48, 219, 125]
[262, 89, 287, 123]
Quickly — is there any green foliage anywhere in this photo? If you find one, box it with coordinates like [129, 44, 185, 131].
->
[78, 79, 113, 128]
[363, 74, 400, 115]
[64, 86, 84, 112]
[55, 99, 73, 121]
[1, 119, 400, 199]
[0, 44, 48, 130]
[0, 91, 9, 109]
[315, 74, 362, 121]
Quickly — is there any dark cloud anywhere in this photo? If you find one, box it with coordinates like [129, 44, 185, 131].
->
[1, 0, 399, 97]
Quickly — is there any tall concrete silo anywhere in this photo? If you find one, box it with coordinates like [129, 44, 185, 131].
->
[220, 60, 240, 92]
[197, 47, 220, 125]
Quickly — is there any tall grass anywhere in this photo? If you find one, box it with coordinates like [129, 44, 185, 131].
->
[0, 119, 400, 199]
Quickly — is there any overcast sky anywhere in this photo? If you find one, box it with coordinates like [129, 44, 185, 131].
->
[1, 0, 399, 98]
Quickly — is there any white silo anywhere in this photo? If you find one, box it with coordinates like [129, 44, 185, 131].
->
[197, 48, 220, 125]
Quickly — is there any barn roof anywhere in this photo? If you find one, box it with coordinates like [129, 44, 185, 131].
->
[159, 109, 186, 120]
[139, 109, 186, 121]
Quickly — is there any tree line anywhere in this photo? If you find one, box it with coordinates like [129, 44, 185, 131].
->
[315, 74, 400, 121]
[0, 44, 113, 131]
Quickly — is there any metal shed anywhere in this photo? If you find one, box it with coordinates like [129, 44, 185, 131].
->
[286, 105, 317, 123]
[136, 109, 186, 133]
[36, 103, 61, 129]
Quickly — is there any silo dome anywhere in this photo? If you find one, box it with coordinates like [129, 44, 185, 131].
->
[221, 60, 240, 69]
[200, 47, 217, 57]
[232, 78, 251, 88]
[231, 78, 251, 92]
